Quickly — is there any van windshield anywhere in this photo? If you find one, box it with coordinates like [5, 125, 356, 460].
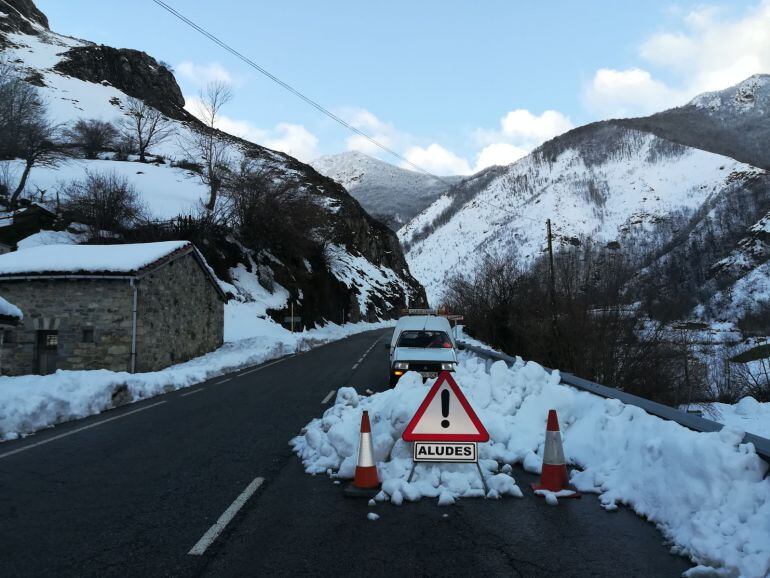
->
[397, 330, 453, 349]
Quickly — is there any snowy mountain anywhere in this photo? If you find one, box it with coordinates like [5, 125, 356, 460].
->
[0, 0, 426, 324]
[400, 80, 770, 314]
[311, 151, 460, 230]
[622, 75, 770, 171]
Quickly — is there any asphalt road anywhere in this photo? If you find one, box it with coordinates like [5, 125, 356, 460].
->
[0, 328, 693, 577]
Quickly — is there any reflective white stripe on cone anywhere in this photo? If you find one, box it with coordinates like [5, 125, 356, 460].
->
[531, 409, 580, 498]
[352, 411, 379, 490]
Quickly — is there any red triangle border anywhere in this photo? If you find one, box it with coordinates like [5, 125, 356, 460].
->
[402, 371, 490, 442]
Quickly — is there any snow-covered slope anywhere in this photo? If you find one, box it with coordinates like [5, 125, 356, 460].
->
[311, 151, 460, 229]
[401, 122, 759, 303]
[0, 0, 426, 322]
[622, 74, 770, 171]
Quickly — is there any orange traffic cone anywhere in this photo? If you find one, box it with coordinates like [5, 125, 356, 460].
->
[344, 410, 380, 498]
[531, 409, 580, 498]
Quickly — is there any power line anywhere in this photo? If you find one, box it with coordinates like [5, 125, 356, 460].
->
[151, 0, 453, 185]
[151, 0, 537, 222]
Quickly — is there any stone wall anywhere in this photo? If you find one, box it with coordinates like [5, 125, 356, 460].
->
[0, 279, 133, 375]
[135, 253, 224, 372]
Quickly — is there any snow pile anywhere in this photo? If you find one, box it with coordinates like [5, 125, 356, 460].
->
[0, 319, 394, 441]
[292, 354, 770, 578]
[0, 295, 22, 320]
[16, 228, 87, 250]
[704, 396, 770, 438]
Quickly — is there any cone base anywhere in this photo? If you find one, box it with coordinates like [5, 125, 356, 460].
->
[531, 482, 581, 498]
[343, 483, 380, 499]
[353, 465, 379, 489]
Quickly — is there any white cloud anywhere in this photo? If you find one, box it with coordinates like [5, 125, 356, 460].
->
[500, 109, 574, 144]
[257, 123, 319, 162]
[471, 108, 573, 171]
[474, 143, 528, 172]
[403, 143, 471, 176]
[583, 68, 684, 118]
[176, 61, 235, 87]
[183, 96, 319, 162]
[338, 107, 407, 155]
[584, 0, 770, 118]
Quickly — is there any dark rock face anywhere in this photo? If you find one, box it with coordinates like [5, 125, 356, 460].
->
[54, 46, 188, 119]
[0, 0, 49, 32]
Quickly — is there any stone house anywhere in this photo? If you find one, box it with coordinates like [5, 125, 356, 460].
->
[0, 241, 226, 375]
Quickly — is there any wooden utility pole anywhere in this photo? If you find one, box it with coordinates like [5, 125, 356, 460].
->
[546, 219, 560, 357]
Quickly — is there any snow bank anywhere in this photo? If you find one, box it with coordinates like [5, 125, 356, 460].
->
[704, 396, 770, 438]
[292, 354, 770, 578]
[0, 319, 394, 441]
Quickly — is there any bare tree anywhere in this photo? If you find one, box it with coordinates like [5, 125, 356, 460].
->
[180, 81, 234, 211]
[118, 97, 174, 163]
[0, 59, 69, 207]
[65, 118, 118, 159]
[61, 170, 147, 238]
[223, 159, 327, 254]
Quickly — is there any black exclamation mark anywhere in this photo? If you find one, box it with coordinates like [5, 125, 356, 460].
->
[441, 389, 450, 428]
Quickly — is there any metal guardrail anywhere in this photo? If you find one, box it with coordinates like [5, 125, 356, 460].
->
[461, 342, 770, 462]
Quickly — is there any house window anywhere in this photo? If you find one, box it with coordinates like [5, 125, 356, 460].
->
[82, 328, 95, 343]
[45, 333, 59, 348]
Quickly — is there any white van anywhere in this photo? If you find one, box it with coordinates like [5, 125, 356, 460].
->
[386, 314, 463, 386]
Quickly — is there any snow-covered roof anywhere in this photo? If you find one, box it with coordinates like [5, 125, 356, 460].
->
[0, 241, 191, 276]
[0, 295, 22, 323]
[0, 240, 228, 299]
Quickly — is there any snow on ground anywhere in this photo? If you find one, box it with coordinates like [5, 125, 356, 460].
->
[292, 353, 770, 578]
[0, 317, 395, 442]
[325, 243, 410, 316]
[2, 158, 208, 219]
[702, 397, 770, 438]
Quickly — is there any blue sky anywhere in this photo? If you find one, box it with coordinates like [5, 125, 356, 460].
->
[37, 0, 769, 174]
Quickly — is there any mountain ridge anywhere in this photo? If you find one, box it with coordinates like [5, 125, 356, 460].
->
[311, 150, 461, 230]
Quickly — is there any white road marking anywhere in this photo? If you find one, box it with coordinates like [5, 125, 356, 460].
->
[0, 401, 168, 460]
[216, 378, 231, 384]
[181, 389, 204, 397]
[188, 476, 265, 556]
[239, 358, 286, 376]
[321, 390, 336, 404]
[351, 363, 359, 370]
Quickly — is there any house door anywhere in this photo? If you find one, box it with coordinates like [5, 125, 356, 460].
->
[36, 330, 58, 375]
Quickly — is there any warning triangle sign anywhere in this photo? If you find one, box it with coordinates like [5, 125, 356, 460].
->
[402, 371, 489, 442]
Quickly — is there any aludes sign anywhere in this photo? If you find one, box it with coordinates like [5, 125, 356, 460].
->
[402, 371, 489, 463]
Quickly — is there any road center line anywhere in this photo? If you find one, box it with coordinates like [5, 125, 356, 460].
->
[216, 377, 232, 384]
[351, 363, 359, 370]
[321, 390, 336, 404]
[0, 401, 168, 460]
[181, 389, 204, 397]
[188, 476, 265, 556]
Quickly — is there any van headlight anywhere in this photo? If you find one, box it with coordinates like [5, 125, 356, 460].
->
[441, 362, 456, 371]
[394, 362, 409, 370]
